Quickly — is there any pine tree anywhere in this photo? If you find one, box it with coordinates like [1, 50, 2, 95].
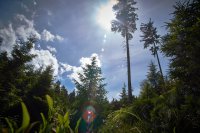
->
[140, 19, 164, 80]
[74, 56, 107, 104]
[111, 0, 138, 102]
[73, 56, 108, 132]
[162, 0, 200, 96]
[161, 0, 200, 131]
[0, 38, 35, 112]
[147, 61, 160, 89]
[140, 61, 161, 98]
[119, 83, 128, 105]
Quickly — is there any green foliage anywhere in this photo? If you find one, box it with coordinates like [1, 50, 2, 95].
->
[118, 83, 128, 107]
[0, 38, 35, 112]
[1, 0, 200, 132]
[162, 0, 200, 95]
[100, 107, 143, 133]
[50, 81, 70, 114]
[74, 57, 107, 104]
[140, 19, 164, 79]
[111, 0, 138, 39]
[72, 56, 108, 131]
[17, 102, 30, 133]
[1, 95, 80, 133]
[3, 102, 38, 133]
[46, 95, 53, 111]
[0, 38, 54, 125]
[140, 19, 160, 56]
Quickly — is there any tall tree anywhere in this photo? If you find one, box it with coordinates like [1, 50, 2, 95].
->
[140, 19, 164, 80]
[111, 0, 138, 102]
[162, 0, 200, 96]
[161, 0, 200, 131]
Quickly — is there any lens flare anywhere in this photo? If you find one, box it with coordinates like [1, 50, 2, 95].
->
[96, 0, 116, 31]
[82, 105, 96, 123]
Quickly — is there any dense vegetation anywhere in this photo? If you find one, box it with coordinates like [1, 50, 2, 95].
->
[0, 0, 200, 132]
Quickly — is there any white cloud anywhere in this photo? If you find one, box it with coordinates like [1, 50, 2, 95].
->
[0, 24, 16, 55]
[70, 53, 101, 82]
[41, 29, 54, 41]
[59, 62, 73, 74]
[80, 53, 101, 67]
[59, 53, 101, 83]
[47, 45, 57, 53]
[0, 14, 41, 55]
[30, 48, 59, 76]
[107, 90, 121, 102]
[0, 14, 63, 56]
[41, 29, 64, 42]
[55, 35, 64, 41]
[0, 14, 62, 76]
[15, 14, 41, 41]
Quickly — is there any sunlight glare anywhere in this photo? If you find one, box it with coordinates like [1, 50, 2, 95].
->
[97, 0, 116, 31]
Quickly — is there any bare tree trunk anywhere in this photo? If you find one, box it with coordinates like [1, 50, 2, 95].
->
[125, 28, 132, 102]
[153, 43, 165, 90]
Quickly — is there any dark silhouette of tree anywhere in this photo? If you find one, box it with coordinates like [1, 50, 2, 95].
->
[119, 83, 128, 105]
[111, 0, 138, 102]
[162, 0, 200, 96]
[161, 0, 200, 132]
[72, 56, 108, 132]
[140, 19, 164, 80]
[140, 61, 162, 99]
[0, 38, 35, 112]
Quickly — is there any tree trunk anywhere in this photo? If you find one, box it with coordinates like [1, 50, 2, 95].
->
[125, 28, 132, 102]
[153, 43, 165, 89]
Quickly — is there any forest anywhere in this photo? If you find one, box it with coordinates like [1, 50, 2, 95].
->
[0, 0, 200, 133]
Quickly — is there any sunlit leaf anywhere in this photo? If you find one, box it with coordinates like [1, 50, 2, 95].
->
[16, 102, 30, 133]
[46, 94, 53, 110]
[58, 114, 63, 124]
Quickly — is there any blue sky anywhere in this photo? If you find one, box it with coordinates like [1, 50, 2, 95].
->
[0, 0, 180, 101]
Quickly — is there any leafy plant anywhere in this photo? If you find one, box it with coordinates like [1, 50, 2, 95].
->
[2, 95, 81, 133]
[4, 102, 38, 133]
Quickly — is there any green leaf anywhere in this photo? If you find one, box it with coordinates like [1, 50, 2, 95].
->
[40, 113, 47, 127]
[5, 118, 14, 133]
[46, 94, 53, 110]
[56, 126, 60, 133]
[16, 102, 30, 133]
[21, 102, 30, 129]
[75, 118, 81, 133]
[58, 114, 63, 124]
[64, 112, 69, 126]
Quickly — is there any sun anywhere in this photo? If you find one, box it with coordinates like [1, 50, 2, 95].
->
[96, 0, 116, 31]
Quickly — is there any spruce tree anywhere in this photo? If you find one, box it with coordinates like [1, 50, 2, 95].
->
[74, 56, 107, 105]
[119, 83, 128, 105]
[140, 19, 164, 79]
[111, 0, 138, 102]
